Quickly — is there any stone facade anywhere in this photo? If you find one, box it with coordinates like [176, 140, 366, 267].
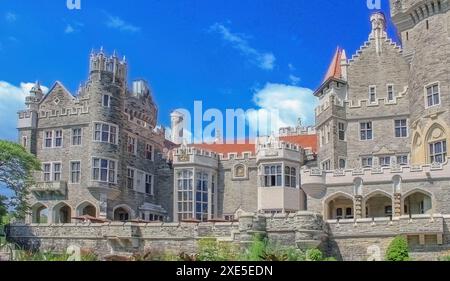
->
[17, 50, 172, 224]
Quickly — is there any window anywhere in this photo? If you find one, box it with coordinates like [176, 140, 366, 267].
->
[385, 206, 393, 216]
[55, 130, 63, 147]
[379, 156, 391, 167]
[70, 161, 81, 184]
[387, 85, 394, 101]
[345, 208, 353, 219]
[429, 140, 447, 163]
[127, 136, 137, 155]
[395, 120, 408, 138]
[262, 164, 282, 187]
[338, 122, 346, 141]
[321, 160, 331, 171]
[145, 144, 153, 160]
[93, 123, 118, 144]
[360, 122, 373, 140]
[53, 163, 61, 181]
[362, 157, 373, 168]
[72, 128, 82, 146]
[339, 159, 346, 169]
[369, 86, 376, 103]
[336, 208, 343, 219]
[92, 158, 116, 183]
[426, 83, 440, 107]
[43, 164, 51, 182]
[44, 131, 53, 148]
[22, 136, 28, 148]
[196, 172, 209, 221]
[397, 155, 408, 165]
[177, 169, 194, 221]
[145, 174, 153, 195]
[127, 168, 135, 189]
[284, 166, 297, 188]
[102, 95, 110, 107]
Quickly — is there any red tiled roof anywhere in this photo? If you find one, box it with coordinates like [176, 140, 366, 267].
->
[191, 143, 256, 155]
[280, 135, 317, 153]
[190, 134, 318, 155]
[322, 47, 345, 83]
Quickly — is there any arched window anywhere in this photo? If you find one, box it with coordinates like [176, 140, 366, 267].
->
[426, 124, 447, 163]
[234, 165, 246, 178]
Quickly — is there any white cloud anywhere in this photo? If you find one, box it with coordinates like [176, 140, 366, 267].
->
[105, 14, 141, 33]
[288, 63, 296, 71]
[0, 81, 49, 141]
[5, 12, 17, 23]
[210, 23, 276, 70]
[247, 83, 316, 136]
[65, 24, 75, 34]
[289, 74, 301, 85]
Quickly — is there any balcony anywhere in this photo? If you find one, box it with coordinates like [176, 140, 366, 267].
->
[30, 181, 67, 196]
[87, 181, 121, 199]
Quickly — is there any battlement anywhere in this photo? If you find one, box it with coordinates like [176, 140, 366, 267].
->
[89, 48, 127, 83]
[302, 157, 450, 189]
[315, 85, 408, 116]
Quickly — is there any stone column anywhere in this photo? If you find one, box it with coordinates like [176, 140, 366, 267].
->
[394, 193, 402, 217]
[99, 193, 108, 219]
[354, 195, 363, 219]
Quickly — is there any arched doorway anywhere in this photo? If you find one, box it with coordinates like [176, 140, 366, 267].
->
[364, 191, 393, 218]
[114, 206, 131, 221]
[53, 203, 72, 224]
[32, 203, 48, 224]
[403, 190, 432, 215]
[76, 202, 97, 217]
[324, 193, 354, 220]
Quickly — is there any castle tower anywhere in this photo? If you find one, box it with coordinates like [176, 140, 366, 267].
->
[314, 47, 349, 170]
[390, 0, 449, 164]
[170, 111, 184, 145]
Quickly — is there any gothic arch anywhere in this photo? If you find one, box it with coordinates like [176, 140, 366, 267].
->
[53, 202, 73, 224]
[401, 188, 434, 215]
[363, 190, 394, 218]
[233, 164, 247, 179]
[323, 192, 355, 220]
[113, 204, 134, 221]
[31, 203, 49, 224]
[76, 201, 98, 217]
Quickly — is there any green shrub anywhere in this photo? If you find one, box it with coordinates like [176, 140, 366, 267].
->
[197, 238, 240, 261]
[438, 255, 450, 261]
[305, 248, 323, 261]
[385, 236, 410, 261]
[244, 234, 267, 261]
[323, 257, 337, 261]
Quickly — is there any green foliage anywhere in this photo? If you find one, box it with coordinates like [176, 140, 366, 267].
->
[16, 251, 70, 261]
[132, 249, 181, 261]
[197, 238, 240, 261]
[323, 257, 338, 261]
[305, 248, 324, 261]
[439, 256, 450, 261]
[0, 140, 41, 219]
[385, 236, 410, 261]
[244, 234, 268, 261]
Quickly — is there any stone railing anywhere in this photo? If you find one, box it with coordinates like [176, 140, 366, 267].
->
[328, 214, 445, 238]
[30, 181, 67, 196]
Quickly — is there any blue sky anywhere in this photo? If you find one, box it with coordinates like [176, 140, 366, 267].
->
[0, 0, 398, 142]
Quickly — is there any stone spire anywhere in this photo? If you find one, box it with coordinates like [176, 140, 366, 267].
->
[370, 12, 387, 55]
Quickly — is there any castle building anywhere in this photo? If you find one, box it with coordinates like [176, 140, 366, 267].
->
[17, 49, 317, 224]
[17, 49, 174, 224]
[302, 0, 450, 251]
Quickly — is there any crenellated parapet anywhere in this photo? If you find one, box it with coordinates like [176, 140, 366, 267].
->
[390, 0, 448, 31]
[302, 157, 450, 191]
[173, 145, 219, 168]
[256, 136, 303, 163]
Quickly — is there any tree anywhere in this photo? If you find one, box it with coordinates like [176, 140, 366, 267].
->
[0, 140, 40, 220]
[385, 236, 410, 261]
[0, 195, 7, 224]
